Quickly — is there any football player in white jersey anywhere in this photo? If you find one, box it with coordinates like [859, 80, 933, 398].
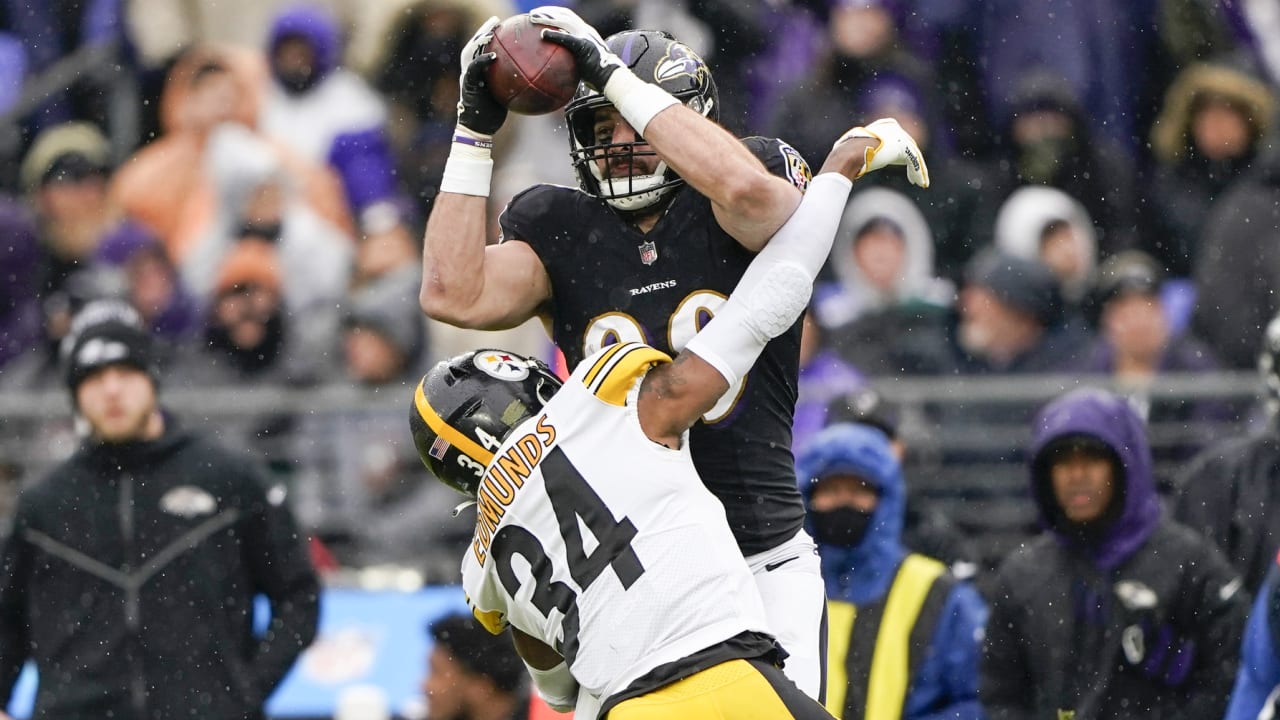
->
[411, 124, 927, 718]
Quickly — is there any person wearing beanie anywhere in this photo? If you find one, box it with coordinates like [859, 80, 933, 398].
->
[422, 613, 531, 720]
[1070, 250, 1229, 471]
[0, 299, 320, 720]
[342, 265, 427, 385]
[22, 122, 115, 312]
[982, 388, 1246, 719]
[93, 221, 201, 344]
[797, 422, 986, 720]
[952, 247, 1090, 374]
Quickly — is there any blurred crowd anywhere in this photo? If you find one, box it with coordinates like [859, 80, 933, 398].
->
[0, 0, 1279, 587]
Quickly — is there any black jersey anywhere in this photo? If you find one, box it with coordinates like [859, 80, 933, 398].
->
[499, 136, 812, 555]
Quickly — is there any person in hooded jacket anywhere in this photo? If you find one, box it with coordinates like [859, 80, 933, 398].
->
[797, 422, 987, 720]
[0, 299, 320, 720]
[814, 186, 955, 377]
[982, 388, 1246, 720]
[259, 4, 401, 224]
[1224, 557, 1280, 720]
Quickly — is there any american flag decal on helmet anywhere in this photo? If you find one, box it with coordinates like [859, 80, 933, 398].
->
[428, 435, 451, 460]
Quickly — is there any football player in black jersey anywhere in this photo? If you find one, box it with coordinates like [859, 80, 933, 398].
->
[419, 6, 929, 700]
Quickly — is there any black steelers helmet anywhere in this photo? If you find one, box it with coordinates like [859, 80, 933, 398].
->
[410, 349, 562, 497]
[564, 30, 718, 213]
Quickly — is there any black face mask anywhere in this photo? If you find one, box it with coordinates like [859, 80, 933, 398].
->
[810, 506, 874, 548]
[238, 221, 283, 243]
[274, 66, 319, 95]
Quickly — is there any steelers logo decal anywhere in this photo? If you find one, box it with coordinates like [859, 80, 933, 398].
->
[474, 350, 531, 381]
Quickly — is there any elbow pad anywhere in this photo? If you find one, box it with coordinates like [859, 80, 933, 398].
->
[525, 660, 578, 712]
[684, 173, 853, 386]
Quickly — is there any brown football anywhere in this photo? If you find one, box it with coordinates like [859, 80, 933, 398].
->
[485, 14, 580, 115]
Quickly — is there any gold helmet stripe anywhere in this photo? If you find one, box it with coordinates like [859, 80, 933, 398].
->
[414, 380, 495, 467]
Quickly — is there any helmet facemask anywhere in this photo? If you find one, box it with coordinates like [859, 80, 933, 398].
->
[563, 30, 718, 214]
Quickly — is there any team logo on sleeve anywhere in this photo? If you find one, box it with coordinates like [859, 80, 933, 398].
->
[475, 350, 532, 381]
[778, 140, 811, 191]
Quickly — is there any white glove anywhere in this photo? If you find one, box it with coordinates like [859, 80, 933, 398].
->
[837, 118, 930, 188]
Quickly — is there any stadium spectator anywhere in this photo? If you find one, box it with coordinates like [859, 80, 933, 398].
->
[816, 186, 955, 376]
[260, 4, 402, 224]
[824, 388, 984, 582]
[1174, 308, 1280, 594]
[1145, 60, 1275, 277]
[0, 299, 320, 719]
[21, 122, 115, 302]
[171, 240, 332, 474]
[850, 74, 1002, 282]
[291, 265, 471, 580]
[982, 388, 1246, 719]
[998, 69, 1139, 257]
[949, 249, 1087, 375]
[183, 121, 354, 313]
[1190, 126, 1280, 369]
[92, 220, 200, 345]
[1073, 251, 1229, 475]
[367, 0, 513, 220]
[109, 46, 351, 272]
[993, 185, 1097, 315]
[798, 422, 987, 720]
[424, 613, 530, 720]
[766, 6, 936, 163]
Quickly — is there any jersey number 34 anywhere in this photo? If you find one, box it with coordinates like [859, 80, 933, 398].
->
[491, 447, 645, 664]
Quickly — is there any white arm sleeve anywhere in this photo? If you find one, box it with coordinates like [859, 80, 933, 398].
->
[683, 173, 853, 387]
[525, 660, 578, 713]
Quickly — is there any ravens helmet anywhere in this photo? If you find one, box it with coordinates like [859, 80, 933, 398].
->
[410, 349, 562, 497]
[564, 30, 718, 213]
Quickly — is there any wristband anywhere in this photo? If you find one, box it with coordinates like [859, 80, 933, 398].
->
[441, 128, 495, 197]
[602, 69, 679, 136]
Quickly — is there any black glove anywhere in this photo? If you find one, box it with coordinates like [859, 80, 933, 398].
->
[528, 6, 625, 91]
[457, 53, 506, 137]
[456, 17, 507, 137]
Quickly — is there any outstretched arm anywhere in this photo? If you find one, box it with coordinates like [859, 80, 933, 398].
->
[636, 134, 877, 448]
[419, 17, 552, 330]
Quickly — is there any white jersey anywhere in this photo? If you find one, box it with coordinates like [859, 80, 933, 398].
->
[462, 343, 771, 701]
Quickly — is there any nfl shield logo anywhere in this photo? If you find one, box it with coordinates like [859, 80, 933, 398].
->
[638, 241, 658, 265]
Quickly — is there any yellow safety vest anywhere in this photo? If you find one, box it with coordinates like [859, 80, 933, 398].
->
[824, 554, 953, 720]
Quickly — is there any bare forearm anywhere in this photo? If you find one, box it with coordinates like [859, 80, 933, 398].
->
[419, 193, 490, 320]
[643, 104, 796, 228]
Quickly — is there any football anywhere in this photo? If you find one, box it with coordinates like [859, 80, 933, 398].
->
[485, 14, 580, 115]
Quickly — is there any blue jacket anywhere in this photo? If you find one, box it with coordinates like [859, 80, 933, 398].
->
[798, 423, 987, 720]
[1226, 561, 1280, 720]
